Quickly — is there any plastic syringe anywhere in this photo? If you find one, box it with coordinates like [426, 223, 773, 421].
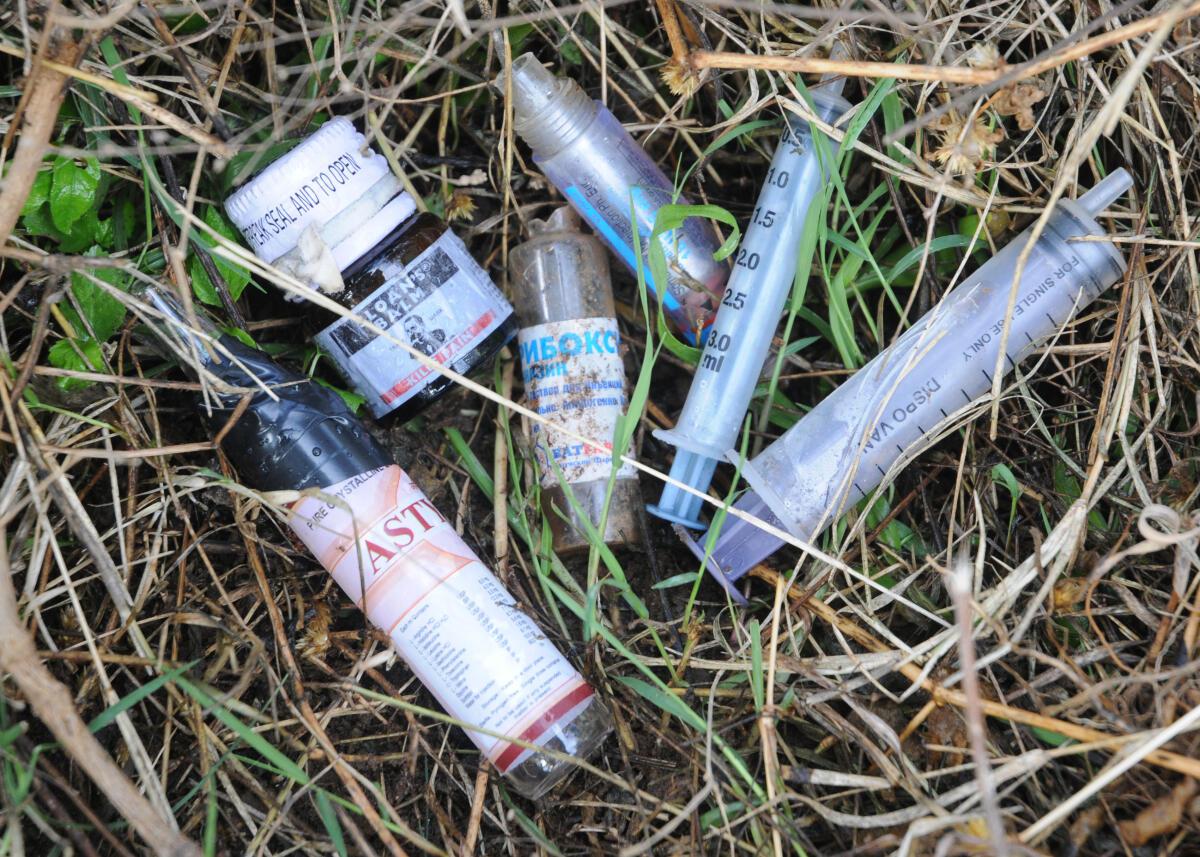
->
[647, 80, 852, 528]
[685, 169, 1133, 600]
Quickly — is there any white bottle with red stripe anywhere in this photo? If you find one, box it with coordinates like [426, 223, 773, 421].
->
[139, 286, 611, 799]
[288, 465, 609, 784]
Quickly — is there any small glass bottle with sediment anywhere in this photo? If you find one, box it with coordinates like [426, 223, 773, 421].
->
[510, 206, 643, 553]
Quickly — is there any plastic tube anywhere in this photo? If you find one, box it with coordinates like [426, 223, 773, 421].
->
[500, 54, 730, 343]
[510, 207, 643, 552]
[685, 169, 1133, 600]
[648, 82, 851, 528]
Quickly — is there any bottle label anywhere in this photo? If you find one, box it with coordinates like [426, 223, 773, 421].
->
[288, 465, 593, 772]
[517, 318, 635, 487]
[314, 230, 513, 418]
[233, 136, 391, 264]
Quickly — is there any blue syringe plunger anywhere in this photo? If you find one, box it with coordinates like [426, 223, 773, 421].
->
[647, 84, 852, 529]
[646, 449, 720, 530]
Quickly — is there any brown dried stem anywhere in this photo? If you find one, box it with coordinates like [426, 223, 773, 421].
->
[753, 565, 1200, 780]
[689, 52, 997, 84]
[0, 30, 83, 246]
[692, 0, 1200, 89]
[0, 529, 201, 857]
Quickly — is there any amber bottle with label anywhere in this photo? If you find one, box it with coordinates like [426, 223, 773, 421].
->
[225, 118, 516, 425]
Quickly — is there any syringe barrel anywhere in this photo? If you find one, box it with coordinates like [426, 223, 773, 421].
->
[658, 90, 850, 463]
[503, 55, 729, 343]
[739, 190, 1127, 544]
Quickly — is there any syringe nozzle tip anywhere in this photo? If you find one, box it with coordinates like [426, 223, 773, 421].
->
[1077, 168, 1133, 217]
[815, 41, 850, 97]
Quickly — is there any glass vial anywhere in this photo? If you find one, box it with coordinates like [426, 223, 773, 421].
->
[510, 207, 643, 553]
[138, 287, 611, 799]
[224, 117, 517, 425]
[499, 54, 730, 344]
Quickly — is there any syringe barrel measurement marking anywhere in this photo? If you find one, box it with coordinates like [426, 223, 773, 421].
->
[666, 92, 849, 456]
[686, 170, 1133, 589]
[648, 88, 850, 527]
[744, 204, 1122, 538]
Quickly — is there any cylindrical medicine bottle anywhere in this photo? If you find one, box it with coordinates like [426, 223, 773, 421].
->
[510, 207, 642, 553]
[137, 286, 612, 800]
[225, 117, 516, 425]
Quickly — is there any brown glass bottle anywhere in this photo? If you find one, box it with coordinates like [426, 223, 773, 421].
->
[307, 212, 517, 426]
[225, 118, 516, 426]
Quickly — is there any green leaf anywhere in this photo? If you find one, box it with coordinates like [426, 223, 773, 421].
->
[48, 338, 104, 390]
[676, 118, 776, 190]
[109, 195, 138, 249]
[58, 210, 103, 253]
[880, 518, 919, 553]
[69, 249, 127, 342]
[88, 662, 197, 734]
[93, 214, 115, 248]
[314, 377, 365, 414]
[646, 202, 740, 361]
[652, 572, 699, 590]
[173, 676, 310, 784]
[20, 201, 61, 239]
[219, 325, 258, 348]
[880, 89, 909, 164]
[560, 39, 582, 65]
[749, 619, 764, 712]
[506, 23, 534, 55]
[615, 676, 705, 731]
[699, 802, 745, 831]
[883, 234, 972, 285]
[50, 156, 101, 232]
[188, 206, 252, 306]
[0, 722, 27, 749]
[1029, 725, 1071, 747]
[500, 797, 565, 856]
[313, 791, 347, 856]
[22, 169, 52, 216]
[1052, 459, 1106, 531]
[990, 462, 1021, 530]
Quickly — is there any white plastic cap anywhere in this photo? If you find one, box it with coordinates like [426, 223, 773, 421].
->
[224, 118, 398, 265]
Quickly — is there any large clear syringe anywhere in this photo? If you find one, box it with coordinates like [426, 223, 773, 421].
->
[685, 169, 1133, 600]
[648, 80, 852, 528]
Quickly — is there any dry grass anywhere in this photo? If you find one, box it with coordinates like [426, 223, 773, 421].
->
[2, 0, 1200, 855]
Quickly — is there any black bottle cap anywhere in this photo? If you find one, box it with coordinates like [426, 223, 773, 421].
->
[199, 336, 392, 492]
